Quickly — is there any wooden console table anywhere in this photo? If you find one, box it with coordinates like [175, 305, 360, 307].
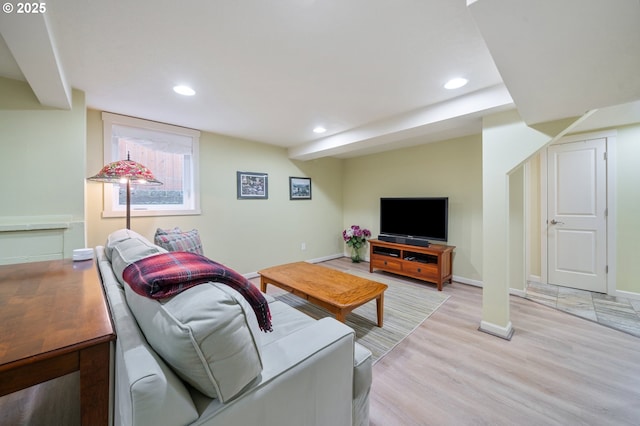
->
[0, 259, 115, 425]
[369, 239, 455, 291]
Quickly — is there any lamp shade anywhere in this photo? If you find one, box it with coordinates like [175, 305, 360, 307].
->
[88, 155, 162, 230]
[87, 159, 163, 185]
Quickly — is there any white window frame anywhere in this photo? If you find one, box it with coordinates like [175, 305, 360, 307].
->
[101, 112, 201, 218]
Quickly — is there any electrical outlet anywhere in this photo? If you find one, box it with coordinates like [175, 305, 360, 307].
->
[301, 242, 306, 251]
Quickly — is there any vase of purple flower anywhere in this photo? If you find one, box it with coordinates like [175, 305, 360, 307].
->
[342, 225, 372, 263]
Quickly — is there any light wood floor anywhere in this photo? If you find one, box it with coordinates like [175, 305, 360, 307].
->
[322, 259, 640, 426]
[4, 259, 638, 425]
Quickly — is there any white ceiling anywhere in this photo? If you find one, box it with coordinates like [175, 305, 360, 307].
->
[1, 0, 639, 159]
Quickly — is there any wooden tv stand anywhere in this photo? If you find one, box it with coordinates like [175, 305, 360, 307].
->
[368, 239, 455, 291]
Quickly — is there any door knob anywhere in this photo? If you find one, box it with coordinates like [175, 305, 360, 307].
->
[550, 219, 564, 225]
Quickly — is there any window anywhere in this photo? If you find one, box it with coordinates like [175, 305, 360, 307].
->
[101, 112, 201, 217]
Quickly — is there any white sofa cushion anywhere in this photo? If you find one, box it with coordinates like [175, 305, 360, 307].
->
[124, 281, 264, 402]
[111, 237, 166, 288]
[104, 229, 149, 261]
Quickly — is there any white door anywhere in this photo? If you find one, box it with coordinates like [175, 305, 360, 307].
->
[547, 138, 607, 292]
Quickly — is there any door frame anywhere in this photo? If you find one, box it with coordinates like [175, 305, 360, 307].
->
[538, 130, 617, 296]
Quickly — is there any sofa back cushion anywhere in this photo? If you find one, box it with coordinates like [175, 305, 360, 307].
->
[124, 280, 264, 403]
[105, 229, 149, 261]
[111, 237, 166, 288]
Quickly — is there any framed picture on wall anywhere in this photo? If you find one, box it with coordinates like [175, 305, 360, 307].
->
[237, 171, 268, 199]
[289, 177, 311, 200]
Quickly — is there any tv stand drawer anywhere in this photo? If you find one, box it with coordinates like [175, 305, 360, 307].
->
[403, 262, 437, 277]
[371, 258, 402, 272]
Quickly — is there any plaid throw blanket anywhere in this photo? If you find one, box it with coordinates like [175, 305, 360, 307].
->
[123, 252, 272, 332]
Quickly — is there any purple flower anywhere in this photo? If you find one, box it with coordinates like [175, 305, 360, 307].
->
[342, 225, 372, 248]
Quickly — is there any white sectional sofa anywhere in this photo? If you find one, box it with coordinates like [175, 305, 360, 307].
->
[95, 229, 372, 426]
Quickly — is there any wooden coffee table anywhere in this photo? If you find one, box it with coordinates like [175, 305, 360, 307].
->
[258, 262, 388, 327]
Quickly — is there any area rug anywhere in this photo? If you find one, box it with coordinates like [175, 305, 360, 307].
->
[274, 269, 449, 363]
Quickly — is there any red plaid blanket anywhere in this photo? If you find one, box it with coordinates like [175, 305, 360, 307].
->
[123, 252, 272, 332]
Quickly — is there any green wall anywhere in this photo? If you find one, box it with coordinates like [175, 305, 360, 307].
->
[509, 164, 525, 293]
[2, 74, 638, 297]
[525, 124, 640, 295]
[613, 124, 640, 293]
[341, 135, 483, 283]
[86, 109, 344, 274]
[526, 153, 541, 279]
[0, 77, 86, 263]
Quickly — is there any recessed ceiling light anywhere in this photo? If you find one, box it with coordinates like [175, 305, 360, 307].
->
[173, 85, 196, 96]
[313, 126, 326, 134]
[444, 78, 468, 90]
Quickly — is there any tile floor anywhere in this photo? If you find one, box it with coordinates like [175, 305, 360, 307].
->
[525, 281, 640, 338]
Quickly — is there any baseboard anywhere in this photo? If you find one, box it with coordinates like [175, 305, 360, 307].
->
[309, 253, 344, 264]
[525, 277, 639, 301]
[243, 253, 343, 280]
[453, 275, 528, 299]
[453, 275, 483, 287]
[528, 275, 542, 284]
[248, 261, 531, 303]
[479, 320, 514, 340]
[247, 264, 536, 302]
[253, 267, 485, 290]
[509, 288, 526, 297]
[616, 289, 640, 301]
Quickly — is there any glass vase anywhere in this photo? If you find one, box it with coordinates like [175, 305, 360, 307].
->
[351, 246, 363, 263]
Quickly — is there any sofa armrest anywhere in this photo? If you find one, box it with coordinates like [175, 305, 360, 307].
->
[193, 318, 356, 426]
[352, 343, 372, 426]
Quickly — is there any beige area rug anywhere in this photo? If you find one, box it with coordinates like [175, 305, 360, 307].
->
[274, 269, 449, 363]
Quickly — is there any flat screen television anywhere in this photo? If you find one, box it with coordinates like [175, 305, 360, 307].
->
[379, 197, 448, 247]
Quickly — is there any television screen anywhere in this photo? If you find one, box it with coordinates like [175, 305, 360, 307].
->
[380, 197, 448, 242]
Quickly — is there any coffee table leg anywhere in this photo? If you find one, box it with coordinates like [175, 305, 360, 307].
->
[260, 276, 267, 293]
[336, 311, 346, 323]
[376, 294, 384, 327]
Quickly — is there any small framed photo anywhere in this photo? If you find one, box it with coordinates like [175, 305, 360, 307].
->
[237, 171, 268, 199]
[289, 177, 312, 200]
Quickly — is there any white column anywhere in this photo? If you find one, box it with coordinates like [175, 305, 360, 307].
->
[480, 110, 586, 339]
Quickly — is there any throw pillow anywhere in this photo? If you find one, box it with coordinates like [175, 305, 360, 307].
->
[154, 227, 204, 255]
